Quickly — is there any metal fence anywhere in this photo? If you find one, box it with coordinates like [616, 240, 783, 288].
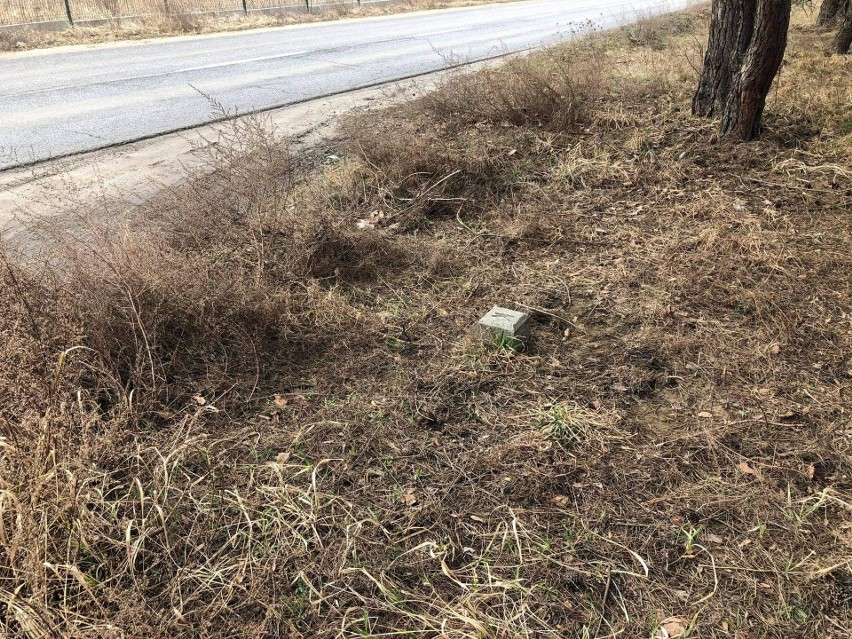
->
[0, 0, 379, 27]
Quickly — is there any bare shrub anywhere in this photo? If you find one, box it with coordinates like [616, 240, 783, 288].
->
[0, 26, 27, 50]
[94, 0, 122, 17]
[422, 47, 602, 131]
[10, 117, 404, 407]
[155, 9, 202, 33]
[332, 51, 604, 230]
[617, 10, 698, 50]
[0, 114, 419, 637]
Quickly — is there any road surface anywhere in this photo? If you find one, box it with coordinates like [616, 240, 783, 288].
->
[0, 0, 689, 170]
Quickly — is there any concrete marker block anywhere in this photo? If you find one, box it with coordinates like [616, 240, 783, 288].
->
[479, 306, 530, 344]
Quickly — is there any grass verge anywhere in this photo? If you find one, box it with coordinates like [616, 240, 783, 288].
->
[0, 0, 519, 52]
[1, 5, 851, 638]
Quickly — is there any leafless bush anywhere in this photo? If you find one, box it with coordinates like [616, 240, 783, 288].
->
[155, 4, 203, 32]
[0, 26, 25, 50]
[94, 0, 122, 16]
[332, 49, 603, 231]
[621, 11, 697, 49]
[423, 47, 602, 131]
[8, 117, 404, 408]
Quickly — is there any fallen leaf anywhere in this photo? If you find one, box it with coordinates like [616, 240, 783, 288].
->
[552, 495, 570, 508]
[192, 395, 206, 405]
[704, 532, 724, 544]
[697, 411, 713, 419]
[766, 343, 781, 355]
[470, 515, 486, 523]
[806, 463, 815, 480]
[657, 617, 688, 638]
[736, 461, 763, 480]
[401, 487, 417, 507]
[273, 394, 288, 408]
[357, 210, 385, 230]
[275, 452, 290, 465]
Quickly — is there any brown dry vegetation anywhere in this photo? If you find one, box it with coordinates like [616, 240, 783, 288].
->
[0, 0, 517, 52]
[1, 6, 851, 638]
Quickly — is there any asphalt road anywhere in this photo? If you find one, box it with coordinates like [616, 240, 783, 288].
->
[0, 0, 689, 170]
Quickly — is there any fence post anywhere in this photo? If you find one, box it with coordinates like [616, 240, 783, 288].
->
[305, 0, 310, 14]
[64, 0, 74, 25]
[241, 0, 247, 13]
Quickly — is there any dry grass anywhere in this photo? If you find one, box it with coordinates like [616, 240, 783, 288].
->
[2, 5, 852, 638]
[0, 0, 520, 51]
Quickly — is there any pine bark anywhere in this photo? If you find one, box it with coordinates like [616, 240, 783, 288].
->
[720, 0, 791, 140]
[692, 0, 757, 117]
[693, 0, 791, 140]
[817, 0, 843, 25]
[835, 0, 852, 53]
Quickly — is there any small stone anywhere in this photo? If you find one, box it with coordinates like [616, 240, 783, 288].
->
[479, 306, 530, 343]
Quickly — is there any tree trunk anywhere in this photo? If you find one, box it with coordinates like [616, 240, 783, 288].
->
[835, 0, 852, 52]
[693, 0, 791, 140]
[720, 0, 791, 140]
[692, 0, 757, 117]
[816, 0, 843, 25]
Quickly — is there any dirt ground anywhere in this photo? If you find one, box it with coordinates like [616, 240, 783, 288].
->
[0, 5, 850, 639]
